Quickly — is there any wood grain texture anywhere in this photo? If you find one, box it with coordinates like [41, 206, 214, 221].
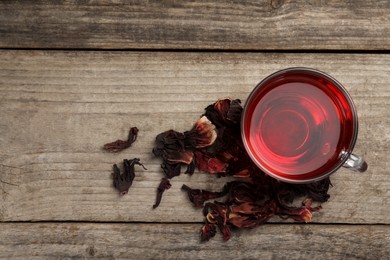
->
[0, 223, 388, 259]
[1, 1, 390, 50]
[0, 50, 389, 223]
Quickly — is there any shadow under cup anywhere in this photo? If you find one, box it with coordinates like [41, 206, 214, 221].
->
[241, 68, 366, 184]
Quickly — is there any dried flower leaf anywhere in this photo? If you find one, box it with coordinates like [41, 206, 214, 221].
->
[161, 161, 182, 179]
[104, 127, 139, 152]
[277, 198, 322, 223]
[204, 98, 243, 127]
[153, 178, 172, 209]
[185, 116, 217, 148]
[217, 221, 232, 241]
[181, 184, 227, 208]
[195, 150, 228, 174]
[200, 223, 217, 241]
[226, 99, 243, 124]
[153, 130, 193, 164]
[185, 159, 196, 175]
[112, 158, 146, 195]
[166, 150, 194, 165]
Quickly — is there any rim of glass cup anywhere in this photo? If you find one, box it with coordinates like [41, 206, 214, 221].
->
[241, 67, 359, 184]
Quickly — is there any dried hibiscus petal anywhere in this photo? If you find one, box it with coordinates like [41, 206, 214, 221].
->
[277, 177, 332, 204]
[153, 130, 193, 164]
[181, 184, 227, 208]
[195, 150, 228, 174]
[153, 178, 172, 209]
[104, 127, 139, 152]
[305, 178, 332, 202]
[226, 99, 243, 124]
[228, 213, 259, 228]
[204, 98, 243, 127]
[161, 161, 182, 179]
[185, 159, 196, 175]
[276, 198, 322, 223]
[112, 158, 146, 195]
[185, 116, 217, 148]
[217, 221, 232, 241]
[200, 223, 217, 241]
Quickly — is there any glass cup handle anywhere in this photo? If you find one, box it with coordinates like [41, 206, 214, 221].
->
[343, 153, 368, 172]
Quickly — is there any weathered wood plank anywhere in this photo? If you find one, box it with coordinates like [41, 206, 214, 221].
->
[0, 223, 388, 259]
[0, 51, 389, 223]
[1, 1, 390, 50]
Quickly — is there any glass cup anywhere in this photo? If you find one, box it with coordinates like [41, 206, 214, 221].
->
[241, 67, 367, 184]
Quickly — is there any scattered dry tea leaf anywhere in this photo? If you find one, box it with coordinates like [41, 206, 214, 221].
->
[153, 130, 194, 165]
[203, 98, 243, 127]
[153, 178, 172, 209]
[112, 158, 146, 196]
[194, 150, 228, 174]
[181, 184, 227, 208]
[104, 127, 139, 152]
[185, 116, 217, 148]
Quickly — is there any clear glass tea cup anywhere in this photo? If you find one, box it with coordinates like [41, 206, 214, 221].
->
[241, 67, 367, 184]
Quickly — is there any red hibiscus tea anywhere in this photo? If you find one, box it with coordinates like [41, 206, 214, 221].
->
[242, 68, 365, 183]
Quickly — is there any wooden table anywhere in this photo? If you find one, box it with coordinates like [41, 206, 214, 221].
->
[0, 1, 389, 259]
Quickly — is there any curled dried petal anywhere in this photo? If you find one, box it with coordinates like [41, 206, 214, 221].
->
[217, 222, 232, 241]
[166, 150, 194, 165]
[214, 99, 231, 122]
[153, 130, 193, 164]
[203, 202, 230, 225]
[112, 158, 146, 195]
[200, 223, 217, 241]
[226, 99, 243, 124]
[161, 162, 181, 179]
[104, 127, 139, 152]
[305, 177, 332, 202]
[226, 182, 258, 204]
[276, 198, 321, 223]
[230, 202, 257, 215]
[153, 129, 194, 179]
[185, 116, 217, 148]
[228, 214, 258, 228]
[195, 150, 228, 174]
[181, 184, 226, 208]
[185, 159, 196, 175]
[153, 178, 172, 209]
[204, 98, 243, 127]
[283, 208, 313, 223]
[206, 213, 217, 224]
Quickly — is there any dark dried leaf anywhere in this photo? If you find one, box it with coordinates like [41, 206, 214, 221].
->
[153, 130, 193, 164]
[217, 222, 232, 241]
[226, 99, 243, 124]
[112, 158, 146, 195]
[104, 127, 139, 152]
[200, 223, 217, 241]
[277, 177, 332, 204]
[305, 178, 332, 202]
[203, 98, 243, 128]
[181, 184, 227, 208]
[185, 159, 196, 175]
[185, 116, 217, 148]
[153, 178, 172, 209]
[161, 161, 182, 179]
[277, 199, 322, 223]
[195, 150, 228, 174]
